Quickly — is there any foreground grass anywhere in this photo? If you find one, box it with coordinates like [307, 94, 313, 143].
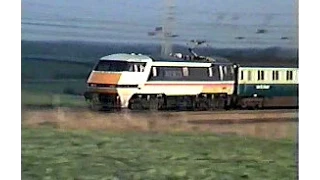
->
[22, 127, 297, 180]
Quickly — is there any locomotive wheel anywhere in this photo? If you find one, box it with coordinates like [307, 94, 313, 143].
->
[149, 97, 159, 111]
[213, 97, 226, 110]
[240, 101, 248, 109]
[89, 101, 102, 111]
[196, 99, 209, 111]
[129, 102, 143, 110]
[88, 94, 103, 111]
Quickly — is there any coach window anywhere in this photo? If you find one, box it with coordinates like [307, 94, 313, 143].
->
[247, 70, 252, 81]
[229, 66, 234, 75]
[152, 67, 157, 76]
[208, 67, 213, 77]
[211, 66, 220, 80]
[240, 70, 244, 80]
[223, 66, 228, 75]
[182, 67, 189, 76]
[257, 70, 264, 81]
[272, 70, 279, 80]
[286, 70, 293, 80]
[163, 67, 183, 78]
[219, 66, 224, 80]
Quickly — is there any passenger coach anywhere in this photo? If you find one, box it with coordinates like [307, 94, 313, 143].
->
[234, 61, 298, 108]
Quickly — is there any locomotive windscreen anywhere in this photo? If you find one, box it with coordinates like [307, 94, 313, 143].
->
[94, 60, 146, 72]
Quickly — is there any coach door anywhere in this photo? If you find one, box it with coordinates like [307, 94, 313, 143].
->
[233, 64, 239, 95]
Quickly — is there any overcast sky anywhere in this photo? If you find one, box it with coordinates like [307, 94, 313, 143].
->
[22, 0, 298, 48]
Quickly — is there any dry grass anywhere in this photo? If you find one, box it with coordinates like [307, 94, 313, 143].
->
[22, 108, 298, 140]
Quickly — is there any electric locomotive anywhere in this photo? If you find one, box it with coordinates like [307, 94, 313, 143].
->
[84, 51, 236, 110]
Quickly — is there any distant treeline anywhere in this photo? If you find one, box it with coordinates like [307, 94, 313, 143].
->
[22, 40, 298, 64]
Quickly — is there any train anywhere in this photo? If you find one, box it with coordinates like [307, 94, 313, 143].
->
[84, 49, 298, 111]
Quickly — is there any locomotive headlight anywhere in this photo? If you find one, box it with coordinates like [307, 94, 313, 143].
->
[89, 83, 97, 87]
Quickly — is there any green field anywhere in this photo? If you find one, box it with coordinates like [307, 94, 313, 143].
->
[22, 58, 92, 107]
[22, 59, 93, 80]
[22, 127, 297, 180]
[22, 80, 86, 94]
[21, 91, 87, 107]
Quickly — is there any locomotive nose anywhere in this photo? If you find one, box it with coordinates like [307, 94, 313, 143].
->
[87, 72, 121, 85]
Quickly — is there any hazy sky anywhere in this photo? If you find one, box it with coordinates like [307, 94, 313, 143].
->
[22, 0, 298, 48]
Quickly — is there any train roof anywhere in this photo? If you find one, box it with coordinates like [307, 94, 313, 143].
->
[234, 60, 298, 68]
[100, 53, 152, 62]
[150, 55, 232, 64]
[99, 53, 298, 68]
[100, 53, 233, 64]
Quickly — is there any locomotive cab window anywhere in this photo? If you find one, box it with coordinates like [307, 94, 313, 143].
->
[128, 64, 135, 72]
[286, 70, 293, 80]
[137, 63, 145, 72]
[94, 60, 128, 72]
[129, 63, 146, 72]
[94, 60, 146, 72]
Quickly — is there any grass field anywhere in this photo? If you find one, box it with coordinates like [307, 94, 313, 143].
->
[22, 58, 89, 98]
[22, 58, 90, 107]
[22, 80, 87, 95]
[22, 58, 93, 80]
[22, 127, 297, 180]
[21, 91, 87, 107]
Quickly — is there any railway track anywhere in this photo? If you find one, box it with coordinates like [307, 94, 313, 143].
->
[22, 106, 298, 123]
[22, 104, 297, 114]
